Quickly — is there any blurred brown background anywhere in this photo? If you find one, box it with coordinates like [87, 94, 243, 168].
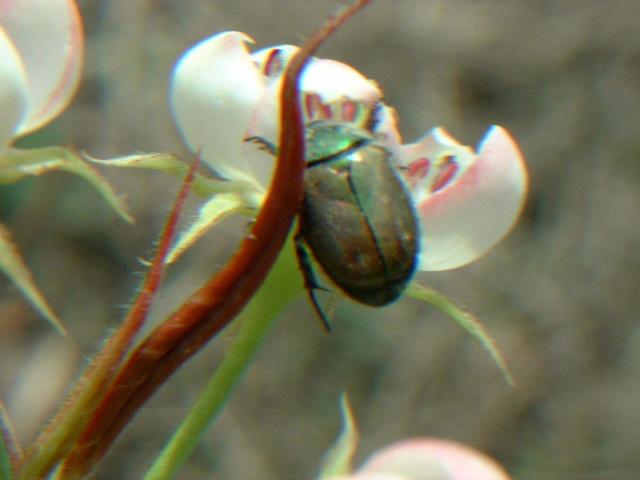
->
[2, 0, 640, 478]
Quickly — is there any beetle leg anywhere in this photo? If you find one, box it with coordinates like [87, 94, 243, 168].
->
[245, 135, 278, 155]
[294, 231, 333, 332]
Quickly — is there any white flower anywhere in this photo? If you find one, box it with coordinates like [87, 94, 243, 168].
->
[332, 437, 511, 480]
[0, 0, 83, 147]
[170, 31, 528, 273]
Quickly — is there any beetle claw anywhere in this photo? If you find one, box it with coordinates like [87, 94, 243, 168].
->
[245, 135, 278, 155]
[295, 231, 333, 332]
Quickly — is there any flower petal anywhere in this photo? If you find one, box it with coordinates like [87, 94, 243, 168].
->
[330, 474, 408, 480]
[0, 27, 28, 146]
[170, 31, 266, 186]
[358, 438, 511, 480]
[239, 46, 298, 187]
[402, 126, 528, 271]
[0, 0, 83, 135]
[251, 44, 299, 80]
[373, 104, 402, 149]
[172, 31, 384, 188]
[243, 48, 383, 186]
[251, 45, 381, 103]
[303, 57, 381, 104]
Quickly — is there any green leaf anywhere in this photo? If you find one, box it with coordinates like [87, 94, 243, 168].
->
[0, 224, 65, 334]
[88, 153, 266, 265]
[405, 282, 514, 386]
[1, 398, 17, 480]
[0, 147, 133, 223]
[166, 193, 246, 264]
[0, 432, 11, 480]
[317, 394, 360, 479]
[0, 438, 11, 480]
[87, 153, 260, 201]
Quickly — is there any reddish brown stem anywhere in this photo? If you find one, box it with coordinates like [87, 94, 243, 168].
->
[60, 1, 371, 476]
[16, 155, 200, 480]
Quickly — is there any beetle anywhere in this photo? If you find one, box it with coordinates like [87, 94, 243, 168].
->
[296, 120, 419, 330]
[248, 117, 419, 331]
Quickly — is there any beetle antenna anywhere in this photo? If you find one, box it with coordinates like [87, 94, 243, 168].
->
[294, 232, 333, 332]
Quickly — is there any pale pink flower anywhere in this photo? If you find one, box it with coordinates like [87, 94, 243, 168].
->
[333, 437, 511, 480]
[170, 31, 528, 272]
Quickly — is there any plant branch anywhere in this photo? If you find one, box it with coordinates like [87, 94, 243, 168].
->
[17, 156, 199, 480]
[58, 1, 372, 476]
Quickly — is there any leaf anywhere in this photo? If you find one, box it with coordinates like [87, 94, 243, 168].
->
[166, 193, 246, 264]
[91, 154, 264, 264]
[0, 430, 11, 480]
[405, 282, 514, 386]
[0, 224, 65, 334]
[0, 429, 11, 480]
[87, 153, 259, 201]
[0, 440, 10, 480]
[0, 401, 17, 480]
[0, 147, 133, 223]
[317, 394, 359, 480]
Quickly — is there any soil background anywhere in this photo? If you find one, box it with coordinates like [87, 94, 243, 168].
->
[2, 1, 639, 478]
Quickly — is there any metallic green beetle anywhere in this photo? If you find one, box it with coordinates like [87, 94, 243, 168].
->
[295, 120, 419, 330]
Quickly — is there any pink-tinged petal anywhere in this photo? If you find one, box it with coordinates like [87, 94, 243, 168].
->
[302, 57, 381, 104]
[252, 44, 299, 80]
[0, 0, 83, 135]
[170, 31, 266, 185]
[252, 45, 381, 103]
[358, 438, 511, 480]
[373, 104, 402, 149]
[239, 46, 299, 186]
[0, 26, 28, 145]
[331, 474, 408, 480]
[242, 50, 383, 186]
[404, 126, 528, 271]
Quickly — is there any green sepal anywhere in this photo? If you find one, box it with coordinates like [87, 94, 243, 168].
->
[0, 224, 65, 334]
[0, 147, 133, 223]
[87, 153, 260, 200]
[166, 193, 247, 264]
[317, 394, 359, 479]
[405, 282, 514, 385]
[0, 146, 138, 332]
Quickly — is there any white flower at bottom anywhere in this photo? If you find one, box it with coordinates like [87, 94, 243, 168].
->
[333, 438, 511, 480]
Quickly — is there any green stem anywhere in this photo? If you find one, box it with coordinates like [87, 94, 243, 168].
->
[143, 238, 302, 480]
